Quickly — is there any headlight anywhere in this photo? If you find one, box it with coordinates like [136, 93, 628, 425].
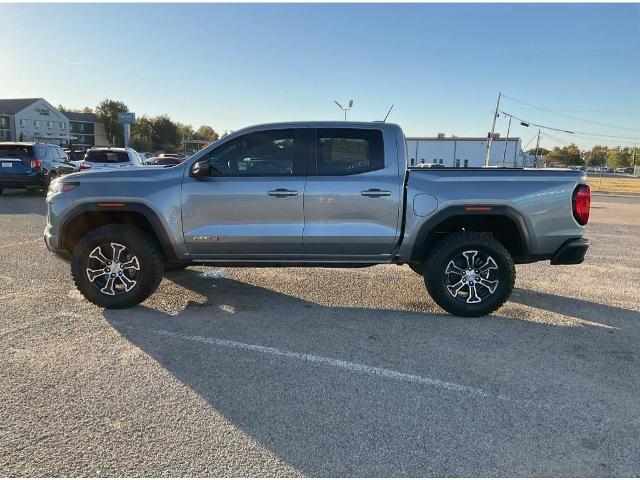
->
[48, 180, 79, 195]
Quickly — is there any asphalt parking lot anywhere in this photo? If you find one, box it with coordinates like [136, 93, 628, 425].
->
[1, 191, 639, 476]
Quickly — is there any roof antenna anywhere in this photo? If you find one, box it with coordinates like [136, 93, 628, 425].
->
[382, 104, 394, 122]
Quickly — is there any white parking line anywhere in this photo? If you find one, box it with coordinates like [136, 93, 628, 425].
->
[154, 329, 506, 400]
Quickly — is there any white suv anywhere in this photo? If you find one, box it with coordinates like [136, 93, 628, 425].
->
[79, 147, 143, 171]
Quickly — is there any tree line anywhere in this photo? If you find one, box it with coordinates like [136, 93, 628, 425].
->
[527, 144, 638, 168]
[59, 99, 221, 153]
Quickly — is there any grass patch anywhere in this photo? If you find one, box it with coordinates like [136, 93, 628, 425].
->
[587, 175, 640, 195]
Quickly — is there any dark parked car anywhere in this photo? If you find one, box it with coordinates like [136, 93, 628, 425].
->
[0, 142, 78, 195]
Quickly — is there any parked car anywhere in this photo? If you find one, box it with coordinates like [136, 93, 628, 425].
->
[65, 149, 87, 161]
[144, 156, 184, 166]
[79, 147, 144, 171]
[45, 121, 590, 317]
[614, 167, 628, 174]
[158, 153, 185, 161]
[0, 142, 78, 195]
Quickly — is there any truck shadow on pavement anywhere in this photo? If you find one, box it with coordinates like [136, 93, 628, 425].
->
[509, 287, 640, 330]
[102, 270, 640, 476]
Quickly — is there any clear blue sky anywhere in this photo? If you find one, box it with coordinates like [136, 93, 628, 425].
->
[1, 3, 639, 149]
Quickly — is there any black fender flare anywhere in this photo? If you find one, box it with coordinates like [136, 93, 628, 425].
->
[409, 205, 532, 262]
[60, 202, 181, 261]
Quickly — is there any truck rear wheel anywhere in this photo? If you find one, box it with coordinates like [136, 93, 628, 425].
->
[423, 232, 515, 317]
[71, 224, 164, 309]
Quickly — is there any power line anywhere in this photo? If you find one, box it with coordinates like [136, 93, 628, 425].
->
[541, 132, 591, 151]
[499, 110, 640, 141]
[502, 106, 640, 115]
[502, 94, 640, 133]
[498, 111, 575, 134]
[568, 131, 638, 146]
[522, 133, 539, 150]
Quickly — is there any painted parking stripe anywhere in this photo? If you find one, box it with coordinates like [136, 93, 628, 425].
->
[154, 329, 506, 400]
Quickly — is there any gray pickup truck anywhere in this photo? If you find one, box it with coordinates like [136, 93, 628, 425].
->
[44, 122, 590, 317]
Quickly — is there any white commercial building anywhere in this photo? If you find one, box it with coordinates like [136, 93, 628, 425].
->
[0, 98, 74, 145]
[406, 134, 535, 168]
[0, 98, 110, 148]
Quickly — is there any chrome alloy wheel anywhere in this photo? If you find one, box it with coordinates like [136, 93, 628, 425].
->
[445, 250, 499, 304]
[85, 242, 141, 296]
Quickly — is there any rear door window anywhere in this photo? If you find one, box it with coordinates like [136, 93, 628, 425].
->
[48, 147, 60, 160]
[314, 129, 384, 175]
[85, 150, 130, 163]
[55, 146, 68, 160]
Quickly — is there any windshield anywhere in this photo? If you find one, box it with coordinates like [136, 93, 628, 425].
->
[85, 150, 129, 163]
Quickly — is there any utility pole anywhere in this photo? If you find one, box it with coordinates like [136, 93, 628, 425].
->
[534, 129, 541, 166]
[633, 142, 637, 171]
[502, 114, 512, 167]
[485, 92, 501, 166]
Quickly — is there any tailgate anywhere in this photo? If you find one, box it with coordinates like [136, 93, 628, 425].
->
[0, 145, 34, 175]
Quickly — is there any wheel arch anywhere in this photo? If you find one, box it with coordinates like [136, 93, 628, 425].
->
[60, 203, 180, 261]
[410, 205, 532, 264]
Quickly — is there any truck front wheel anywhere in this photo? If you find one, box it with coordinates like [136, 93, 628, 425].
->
[71, 224, 164, 308]
[423, 232, 515, 317]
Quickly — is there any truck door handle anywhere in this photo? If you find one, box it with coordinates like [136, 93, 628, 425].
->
[361, 189, 391, 198]
[268, 188, 298, 197]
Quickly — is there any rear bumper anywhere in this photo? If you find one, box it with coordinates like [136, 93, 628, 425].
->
[0, 173, 46, 188]
[550, 237, 589, 265]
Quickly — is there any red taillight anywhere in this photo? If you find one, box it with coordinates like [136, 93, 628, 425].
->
[573, 184, 591, 225]
[80, 163, 92, 170]
[31, 159, 42, 169]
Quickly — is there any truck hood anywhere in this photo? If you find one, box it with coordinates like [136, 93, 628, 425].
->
[64, 164, 185, 183]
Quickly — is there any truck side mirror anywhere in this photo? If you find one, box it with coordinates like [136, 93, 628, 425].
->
[191, 160, 222, 178]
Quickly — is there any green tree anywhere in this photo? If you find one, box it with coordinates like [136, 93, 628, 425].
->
[96, 99, 129, 147]
[564, 144, 582, 165]
[195, 125, 219, 142]
[58, 105, 94, 114]
[151, 115, 179, 152]
[131, 116, 154, 152]
[606, 147, 632, 168]
[176, 122, 195, 147]
[584, 146, 608, 166]
[129, 134, 147, 153]
[526, 147, 549, 156]
[543, 144, 581, 166]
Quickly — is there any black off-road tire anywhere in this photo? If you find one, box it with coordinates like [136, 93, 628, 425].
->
[71, 224, 164, 308]
[423, 232, 515, 317]
[408, 263, 425, 275]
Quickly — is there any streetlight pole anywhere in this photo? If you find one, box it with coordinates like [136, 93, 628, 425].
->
[334, 100, 353, 122]
[485, 92, 501, 166]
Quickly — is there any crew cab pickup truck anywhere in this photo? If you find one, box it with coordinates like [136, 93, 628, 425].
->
[44, 122, 590, 317]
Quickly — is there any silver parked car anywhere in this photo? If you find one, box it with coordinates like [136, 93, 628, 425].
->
[79, 147, 143, 171]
